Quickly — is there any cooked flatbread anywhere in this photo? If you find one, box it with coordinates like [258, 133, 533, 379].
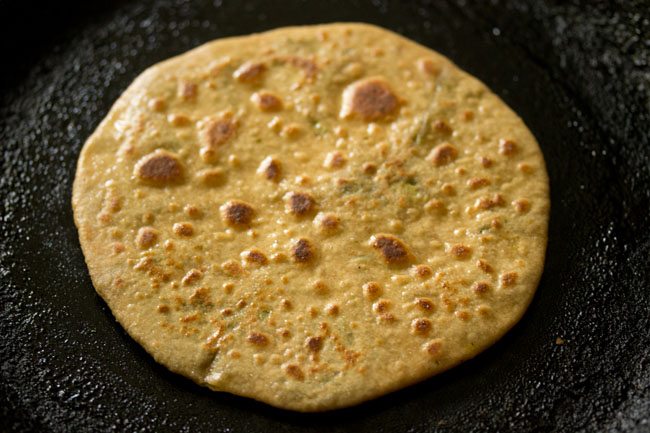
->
[73, 23, 549, 411]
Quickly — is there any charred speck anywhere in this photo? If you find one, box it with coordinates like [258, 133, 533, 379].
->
[284, 192, 316, 216]
[134, 150, 183, 184]
[220, 200, 254, 227]
[305, 336, 323, 352]
[292, 238, 314, 263]
[370, 234, 410, 264]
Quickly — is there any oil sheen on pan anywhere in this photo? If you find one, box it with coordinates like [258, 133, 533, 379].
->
[72, 23, 549, 412]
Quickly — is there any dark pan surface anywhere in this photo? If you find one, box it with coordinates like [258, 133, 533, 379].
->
[1, 1, 649, 432]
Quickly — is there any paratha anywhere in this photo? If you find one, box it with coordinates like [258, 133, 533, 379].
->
[72, 23, 549, 411]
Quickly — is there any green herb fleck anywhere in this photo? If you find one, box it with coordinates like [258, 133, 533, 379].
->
[411, 113, 431, 146]
[340, 182, 360, 194]
[258, 309, 270, 321]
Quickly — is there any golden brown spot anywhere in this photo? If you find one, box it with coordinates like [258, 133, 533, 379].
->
[362, 162, 377, 175]
[362, 282, 382, 300]
[424, 198, 445, 214]
[417, 58, 441, 76]
[323, 151, 346, 169]
[233, 61, 267, 83]
[518, 162, 534, 173]
[313, 212, 340, 233]
[295, 174, 311, 186]
[479, 156, 493, 168]
[136, 227, 158, 249]
[199, 147, 217, 164]
[513, 198, 531, 213]
[270, 55, 319, 82]
[325, 303, 340, 316]
[377, 313, 396, 323]
[284, 191, 316, 216]
[450, 244, 472, 259]
[305, 336, 323, 352]
[501, 272, 518, 287]
[372, 299, 392, 314]
[476, 259, 493, 273]
[257, 156, 282, 182]
[463, 110, 475, 121]
[476, 194, 505, 210]
[271, 253, 288, 264]
[133, 257, 153, 271]
[236, 299, 247, 309]
[157, 304, 170, 313]
[424, 339, 443, 356]
[134, 150, 183, 184]
[178, 80, 197, 100]
[412, 264, 433, 279]
[251, 91, 283, 112]
[220, 200, 254, 227]
[180, 312, 200, 323]
[428, 143, 458, 167]
[440, 295, 456, 313]
[343, 349, 361, 366]
[280, 299, 292, 310]
[281, 123, 303, 139]
[312, 280, 329, 295]
[173, 222, 194, 236]
[432, 119, 453, 135]
[284, 363, 305, 380]
[415, 297, 435, 312]
[370, 234, 410, 265]
[182, 269, 203, 286]
[183, 205, 202, 219]
[241, 249, 268, 265]
[456, 310, 471, 321]
[441, 183, 456, 196]
[411, 318, 432, 335]
[291, 238, 315, 263]
[112, 242, 125, 254]
[221, 308, 233, 317]
[196, 168, 225, 186]
[189, 287, 211, 305]
[473, 281, 490, 295]
[309, 306, 321, 317]
[148, 97, 166, 112]
[287, 56, 319, 81]
[340, 77, 399, 121]
[142, 213, 154, 224]
[168, 202, 180, 212]
[221, 260, 243, 277]
[167, 113, 191, 127]
[199, 114, 238, 162]
[247, 332, 269, 346]
[467, 177, 491, 189]
[499, 138, 518, 156]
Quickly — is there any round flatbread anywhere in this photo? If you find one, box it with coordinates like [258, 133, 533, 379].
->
[73, 23, 549, 411]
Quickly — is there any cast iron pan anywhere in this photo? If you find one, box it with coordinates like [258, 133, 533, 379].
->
[1, 1, 649, 432]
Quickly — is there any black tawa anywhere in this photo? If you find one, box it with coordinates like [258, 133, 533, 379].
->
[1, 1, 649, 432]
